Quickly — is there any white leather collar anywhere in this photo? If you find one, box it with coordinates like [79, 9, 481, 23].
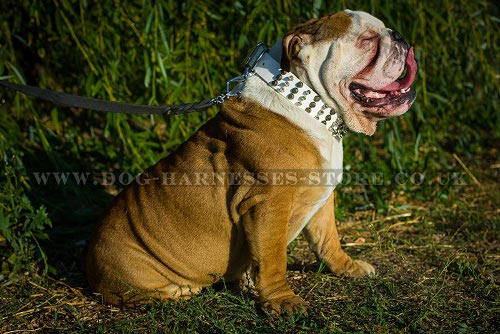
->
[248, 42, 347, 139]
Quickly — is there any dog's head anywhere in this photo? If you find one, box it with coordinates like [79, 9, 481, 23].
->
[281, 10, 417, 135]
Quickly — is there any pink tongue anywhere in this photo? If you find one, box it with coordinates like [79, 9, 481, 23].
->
[381, 47, 417, 91]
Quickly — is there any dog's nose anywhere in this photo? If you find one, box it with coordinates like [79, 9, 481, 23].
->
[391, 30, 409, 48]
[391, 30, 403, 41]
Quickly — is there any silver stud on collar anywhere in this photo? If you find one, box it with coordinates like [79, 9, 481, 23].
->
[247, 45, 348, 139]
[265, 69, 347, 139]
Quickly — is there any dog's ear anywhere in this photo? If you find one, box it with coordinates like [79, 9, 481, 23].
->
[280, 12, 352, 72]
[281, 34, 311, 72]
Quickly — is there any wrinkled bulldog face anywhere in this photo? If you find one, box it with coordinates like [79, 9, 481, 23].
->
[281, 10, 417, 135]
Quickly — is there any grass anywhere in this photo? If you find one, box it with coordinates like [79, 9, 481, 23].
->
[1, 183, 498, 333]
[0, 0, 498, 332]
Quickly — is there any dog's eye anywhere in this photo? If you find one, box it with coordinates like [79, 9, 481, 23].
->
[357, 32, 379, 51]
[360, 33, 379, 42]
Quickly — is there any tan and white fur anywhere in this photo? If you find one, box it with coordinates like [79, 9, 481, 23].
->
[86, 10, 417, 315]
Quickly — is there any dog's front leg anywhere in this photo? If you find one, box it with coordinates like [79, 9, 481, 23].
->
[240, 191, 308, 316]
[303, 193, 375, 277]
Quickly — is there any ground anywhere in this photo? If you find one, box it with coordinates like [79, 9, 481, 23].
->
[1, 159, 497, 333]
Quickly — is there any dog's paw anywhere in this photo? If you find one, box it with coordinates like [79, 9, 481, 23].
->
[263, 295, 308, 317]
[343, 259, 375, 278]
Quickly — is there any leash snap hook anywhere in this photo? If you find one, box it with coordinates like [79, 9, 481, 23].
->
[225, 73, 248, 98]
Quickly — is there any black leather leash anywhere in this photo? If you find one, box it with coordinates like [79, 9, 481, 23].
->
[0, 80, 220, 116]
[0, 45, 272, 116]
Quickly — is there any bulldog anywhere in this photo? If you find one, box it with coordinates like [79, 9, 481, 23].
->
[86, 10, 417, 315]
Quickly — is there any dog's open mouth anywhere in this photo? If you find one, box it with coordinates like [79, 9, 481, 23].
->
[349, 48, 417, 110]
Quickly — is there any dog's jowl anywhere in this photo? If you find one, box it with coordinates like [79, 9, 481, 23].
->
[86, 10, 417, 315]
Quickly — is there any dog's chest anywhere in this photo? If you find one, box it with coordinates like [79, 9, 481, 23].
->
[287, 138, 342, 243]
[242, 75, 344, 243]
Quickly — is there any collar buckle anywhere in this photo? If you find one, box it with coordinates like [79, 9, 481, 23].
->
[245, 43, 269, 71]
[223, 43, 270, 99]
